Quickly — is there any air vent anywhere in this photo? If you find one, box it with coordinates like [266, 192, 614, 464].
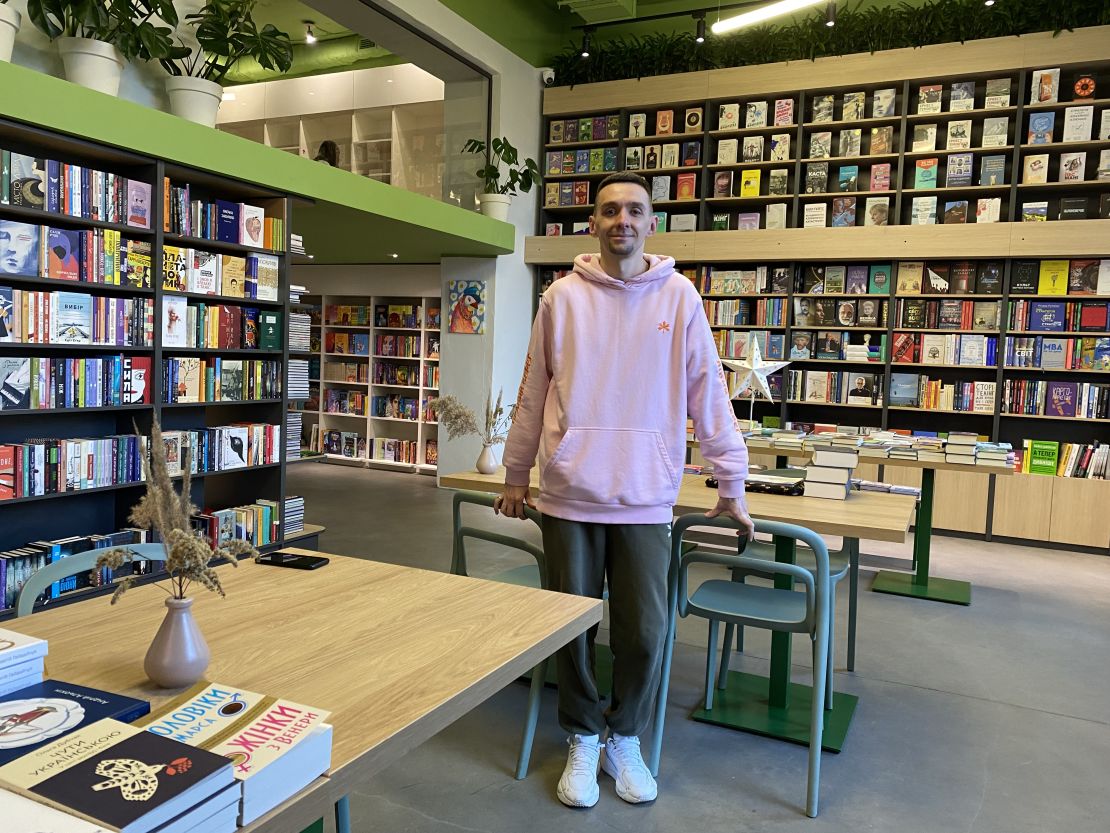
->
[358, 37, 377, 51]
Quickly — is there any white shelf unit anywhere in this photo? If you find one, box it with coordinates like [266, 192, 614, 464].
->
[307, 293, 441, 474]
[289, 293, 322, 458]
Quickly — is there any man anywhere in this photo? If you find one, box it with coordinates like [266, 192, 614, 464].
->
[496, 172, 753, 809]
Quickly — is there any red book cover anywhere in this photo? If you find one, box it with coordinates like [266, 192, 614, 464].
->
[218, 304, 238, 348]
[1080, 302, 1108, 331]
[0, 444, 14, 499]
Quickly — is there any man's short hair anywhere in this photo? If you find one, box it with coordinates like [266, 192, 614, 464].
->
[595, 172, 651, 210]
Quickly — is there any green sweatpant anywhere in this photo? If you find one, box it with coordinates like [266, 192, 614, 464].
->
[541, 515, 671, 738]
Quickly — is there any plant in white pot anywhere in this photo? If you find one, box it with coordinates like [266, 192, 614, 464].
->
[433, 389, 515, 474]
[0, 1, 22, 64]
[27, 0, 185, 96]
[158, 0, 292, 127]
[462, 136, 540, 222]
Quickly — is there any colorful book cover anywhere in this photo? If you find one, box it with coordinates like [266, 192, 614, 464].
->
[914, 158, 939, 189]
[239, 203, 265, 248]
[946, 153, 973, 187]
[161, 244, 187, 292]
[831, 196, 856, 227]
[1027, 112, 1056, 144]
[53, 292, 92, 344]
[1028, 301, 1067, 331]
[46, 228, 80, 281]
[125, 180, 151, 229]
[1037, 260, 1069, 295]
[845, 265, 869, 294]
[0, 220, 41, 277]
[869, 264, 892, 295]
[162, 296, 188, 347]
[1046, 382, 1078, 417]
[190, 250, 219, 295]
[1028, 440, 1059, 474]
[870, 163, 891, 191]
[221, 255, 246, 297]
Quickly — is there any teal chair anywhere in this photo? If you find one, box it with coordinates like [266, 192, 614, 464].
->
[451, 491, 549, 779]
[14, 547, 148, 617]
[653, 515, 831, 818]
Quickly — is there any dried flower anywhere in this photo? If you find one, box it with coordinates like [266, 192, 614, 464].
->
[432, 389, 515, 446]
[95, 418, 258, 604]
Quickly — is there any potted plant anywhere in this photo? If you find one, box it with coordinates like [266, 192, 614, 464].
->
[0, 1, 21, 63]
[433, 389, 514, 474]
[27, 0, 185, 96]
[462, 136, 540, 222]
[158, 0, 292, 127]
[95, 419, 256, 688]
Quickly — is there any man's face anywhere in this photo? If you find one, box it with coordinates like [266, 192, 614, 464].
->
[590, 182, 657, 259]
[855, 378, 865, 389]
[0, 226, 35, 274]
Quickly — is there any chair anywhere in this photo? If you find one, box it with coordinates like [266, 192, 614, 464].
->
[654, 515, 831, 818]
[451, 490, 548, 779]
[15, 549, 139, 618]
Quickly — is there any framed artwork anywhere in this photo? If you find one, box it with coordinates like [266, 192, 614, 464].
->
[448, 280, 486, 334]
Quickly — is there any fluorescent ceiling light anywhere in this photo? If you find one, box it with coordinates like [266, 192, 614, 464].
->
[712, 0, 825, 34]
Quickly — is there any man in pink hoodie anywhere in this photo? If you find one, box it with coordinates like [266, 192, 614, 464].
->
[496, 172, 753, 808]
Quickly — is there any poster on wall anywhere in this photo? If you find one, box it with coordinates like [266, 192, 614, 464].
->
[448, 280, 486, 334]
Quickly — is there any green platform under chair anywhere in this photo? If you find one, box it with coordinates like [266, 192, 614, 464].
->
[652, 515, 832, 818]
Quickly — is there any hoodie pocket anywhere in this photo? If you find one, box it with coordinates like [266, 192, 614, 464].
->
[543, 428, 679, 507]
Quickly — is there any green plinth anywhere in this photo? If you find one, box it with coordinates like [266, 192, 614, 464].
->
[691, 670, 857, 753]
[299, 821, 324, 833]
[871, 570, 971, 605]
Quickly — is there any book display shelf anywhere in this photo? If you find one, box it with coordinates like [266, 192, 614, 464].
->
[533, 29, 1110, 552]
[0, 116, 296, 619]
[300, 293, 440, 474]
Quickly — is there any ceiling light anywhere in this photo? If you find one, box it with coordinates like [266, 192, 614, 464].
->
[984, 0, 995, 5]
[390, 253, 399, 259]
[695, 16, 707, 43]
[304, 21, 317, 44]
[825, 2, 836, 26]
[580, 28, 592, 59]
[712, 0, 825, 34]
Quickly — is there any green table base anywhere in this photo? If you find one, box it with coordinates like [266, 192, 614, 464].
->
[691, 670, 857, 753]
[871, 570, 971, 605]
[299, 821, 324, 833]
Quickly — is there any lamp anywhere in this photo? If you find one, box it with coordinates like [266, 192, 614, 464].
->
[304, 21, 317, 44]
[825, 2, 836, 26]
[695, 15, 707, 43]
[580, 28, 592, 59]
[712, 0, 824, 34]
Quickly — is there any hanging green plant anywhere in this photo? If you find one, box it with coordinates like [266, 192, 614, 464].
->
[548, 0, 1110, 87]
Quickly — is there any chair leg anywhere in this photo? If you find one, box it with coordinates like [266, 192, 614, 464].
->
[648, 577, 680, 778]
[704, 619, 720, 711]
[735, 623, 744, 653]
[334, 795, 351, 833]
[515, 658, 547, 779]
[718, 623, 734, 689]
[825, 585, 836, 711]
[808, 629, 829, 818]
[847, 538, 859, 672]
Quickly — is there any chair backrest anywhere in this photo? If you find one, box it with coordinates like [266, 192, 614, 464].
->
[451, 491, 545, 583]
[15, 551, 109, 618]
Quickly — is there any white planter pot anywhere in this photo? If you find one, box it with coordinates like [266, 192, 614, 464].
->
[477, 193, 511, 222]
[0, 5, 21, 63]
[165, 76, 224, 127]
[57, 37, 124, 97]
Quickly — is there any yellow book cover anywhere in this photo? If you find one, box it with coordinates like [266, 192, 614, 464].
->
[1037, 260, 1069, 295]
[896, 261, 924, 294]
[161, 244, 186, 291]
[221, 255, 246, 297]
[740, 170, 761, 196]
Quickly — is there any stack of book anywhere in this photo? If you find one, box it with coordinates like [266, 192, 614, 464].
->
[136, 681, 332, 825]
[976, 442, 1015, 469]
[284, 495, 305, 534]
[288, 358, 310, 400]
[285, 411, 302, 458]
[945, 431, 979, 464]
[289, 312, 313, 353]
[771, 430, 806, 452]
[290, 233, 307, 257]
[804, 440, 860, 500]
[915, 437, 947, 463]
[0, 628, 47, 696]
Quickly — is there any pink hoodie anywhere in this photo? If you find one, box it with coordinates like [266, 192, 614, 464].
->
[503, 253, 749, 524]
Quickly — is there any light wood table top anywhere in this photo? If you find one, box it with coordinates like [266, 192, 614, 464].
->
[440, 469, 915, 543]
[15, 550, 602, 833]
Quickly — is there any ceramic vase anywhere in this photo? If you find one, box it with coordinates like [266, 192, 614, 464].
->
[0, 5, 21, 63]
[477, 193, 511, 221]
[476, 444, 498, 474]
[165, 76, 224, 127]
[57, 37, 124, 97]
[145, 596, 210, 688]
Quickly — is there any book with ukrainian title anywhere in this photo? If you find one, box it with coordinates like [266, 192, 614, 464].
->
[136, 681, 333, 825]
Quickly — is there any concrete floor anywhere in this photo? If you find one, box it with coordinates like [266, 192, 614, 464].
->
[288, 462, 1110, 833]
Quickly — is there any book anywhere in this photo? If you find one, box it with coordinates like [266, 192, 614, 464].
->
[812, 94, 834, 122]
[976, 261, 1003, 294]
[736, 212, 760, 231]
[1030, 67, 1060, 104]
[809, 132, 831, 158]
[888, 372, 920, 406]
[805, 162, 828, 194]
[624, 146, 642, 170]
[718, 103, 740, 130]
[682, 141, 701, 166]
[897, 261, 925, 294]
[53, 292, 92, 344]
[979, 155, 1006, 186]
[1021, 201, 1048, 222]
[628, 113, 646, 138]
[238, 203, 265, 248]
[870, 126, 893, 155]
[742, 136, 764, 162]
[824, 266, 846, 294]
[0, 718, 234, 833]
[981, 117, 1009, 147]
[651, 175, 671, 202]
[161, 296, 188, 347]
[670, 214, 696, 232]
[125, 181, 151, 229]
[869, 163, 891, 191]
[1023, 154, 1049, 184]
[872, 88, 897, 117]
[188, 250, 220, 295]
[1060, 152, 1086, 182]
[774, 98, 794, 125]
[1059, 197, 1088, 220]
[984, 78, 1011, 109]
[767, 168, 790, 195]
[864, 197, 889, 226]
[838, 165, 858, 192]
[972, 300, 999, 329]
[1069, 259, 1099, 294]
[677, 172, 697, 200]
[912, 124, 937, 152]
[716, 138, 738, 165]
[976, 197, 1002, 223]
[769, 133, 791, 161]
[708, 212, 726, 231]
[869, 264, 892, 294]
[220, 255, 245, 298]
[838, 129, 861, 158]
[943, 200, 969, 224]
[708, 171, 731, 199]
[917, 84, 943, 114]
[0, 220, 40, 276]
[684, 107, 703, 132]
[836, 298, 857, 325]
[914, 158, 939, 188]
[745, 101, 768, 128]
[1046, 382, 1078, 417]
[655, 109, 674, 135]
[946, 153, 973, 187]
[1028, 440, 1059, 475]
[846, 265, 869, 294]
[660, 143, 679, 168]
[739, 170, 760, 196]
[951, 260, 975, 294]
[802, 203, 827, 228]
[1027, 112, 1055, 144]
[842, 92, 866, 120]
[924, 263, 950, 294]
[950, 80, 976, 111]
[1038, 260, 1069, 295]
[946, 119, 972, 150]
[1062, 106, 1094, 142]
[911, 196, 938, 225]
[831, 196, 856, 227]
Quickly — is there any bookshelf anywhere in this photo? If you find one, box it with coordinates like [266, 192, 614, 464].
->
[301, 293, 440, 474]
[0, 116, 297, 619]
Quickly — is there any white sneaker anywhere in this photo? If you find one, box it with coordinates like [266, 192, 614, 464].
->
[601, 734, 658, 803]
[556, 734, 602, 808]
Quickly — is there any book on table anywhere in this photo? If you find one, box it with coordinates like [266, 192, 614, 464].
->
[135, 680, 333, 826]
[0, 628, 48, 697]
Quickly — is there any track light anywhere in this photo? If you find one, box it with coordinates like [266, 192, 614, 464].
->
[713, 0, 824, 34]
[825, 2, 836, 26]
[695, 15, 706, 43]
[984, 0, 995, 5]
[580, 28, 592, 59]
[304, 21, 317, 44]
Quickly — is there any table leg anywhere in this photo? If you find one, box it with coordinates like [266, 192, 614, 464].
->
[871, 468, 972, 605]
[690, 534, 857, 752]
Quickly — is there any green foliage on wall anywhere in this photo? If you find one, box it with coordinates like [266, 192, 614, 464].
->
[549, 0, 1110, 87]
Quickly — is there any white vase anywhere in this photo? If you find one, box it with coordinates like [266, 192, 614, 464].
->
[476, 444, 498, 474]
[165, 76, 224, 127]
[477, 193, 511, 222]
[0, 5, 20, 63]
[57, 37, 124, 97]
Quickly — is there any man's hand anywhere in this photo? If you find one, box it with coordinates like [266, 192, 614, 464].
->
[494, 483, 536, 519]
[705, 493, 755, 539]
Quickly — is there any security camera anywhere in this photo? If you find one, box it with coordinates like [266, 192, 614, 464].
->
[540, 68, 555, 87]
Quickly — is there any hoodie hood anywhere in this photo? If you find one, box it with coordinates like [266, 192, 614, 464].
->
[573, 253, 676, 289]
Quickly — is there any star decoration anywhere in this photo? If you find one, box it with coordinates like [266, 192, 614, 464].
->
[658, 320, 670, 332]
[721, 336, 790, 402]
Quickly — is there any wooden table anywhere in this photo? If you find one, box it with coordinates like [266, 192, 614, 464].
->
[15, 550, 602, 833]
[440, 469, 914, 759]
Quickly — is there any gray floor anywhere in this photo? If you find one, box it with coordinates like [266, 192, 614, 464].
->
[288, 462, 1110, 832]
